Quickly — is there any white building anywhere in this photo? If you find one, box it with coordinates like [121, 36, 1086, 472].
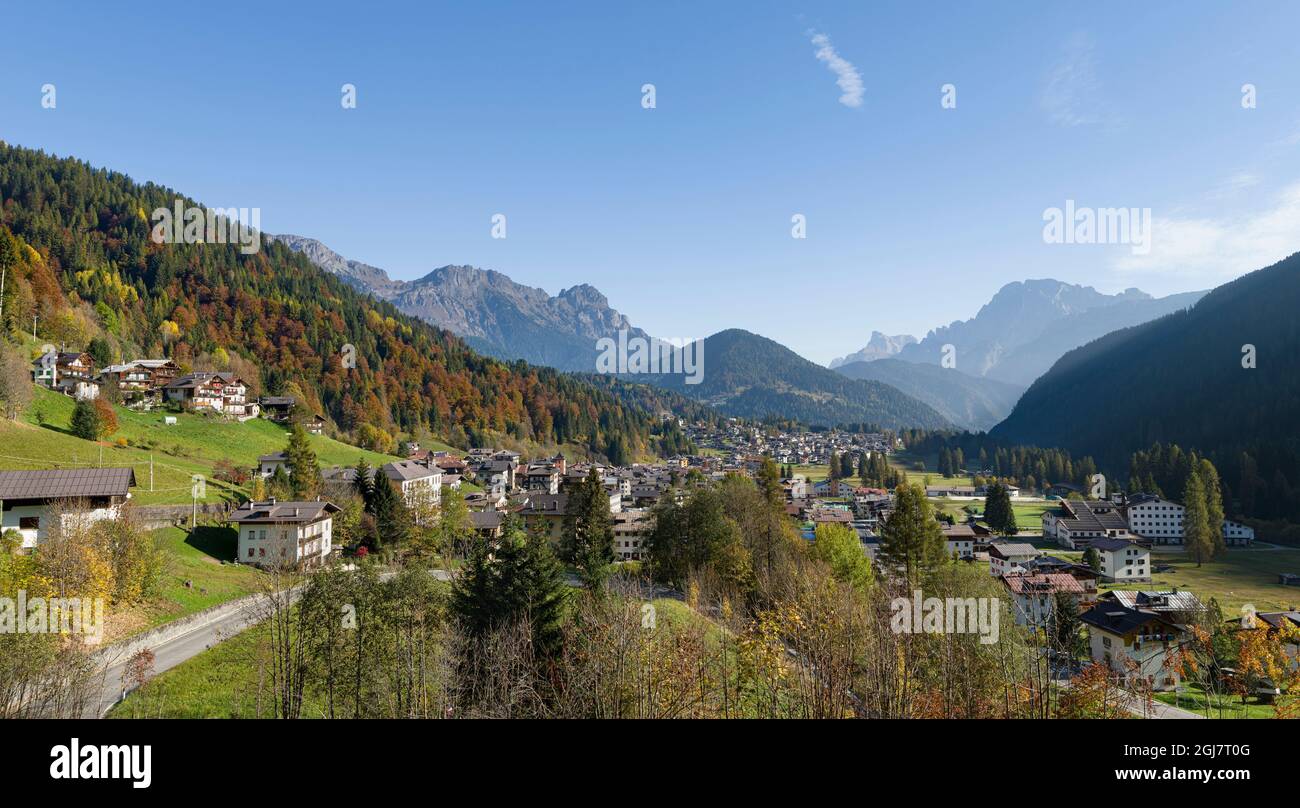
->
[380, 460, 442, 512]
[258, 452, 288, 478]
[941, 523, 976, 560]
[0, 468, 135, 550]
[612, 509, 652, 561]
[1090, 537, 1151, 583]
[988, 542, 1039, 576]
[1223, 519, 1255, 545]
[229, 498, 339, 568]
[1080, 591, 1205, 691]
[1000, 572, 1086, 627]
[1125, 494, 1255, 546]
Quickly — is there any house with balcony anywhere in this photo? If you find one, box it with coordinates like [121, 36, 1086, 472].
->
[229, 498, 339, 569]
[32, 350, 99, 400]
[1079, 590, 1206, 691]
[96, 359, 180, 408]
[164, 372, 258, 418]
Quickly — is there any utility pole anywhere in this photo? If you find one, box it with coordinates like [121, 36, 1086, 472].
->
[0, 265, 6, 327]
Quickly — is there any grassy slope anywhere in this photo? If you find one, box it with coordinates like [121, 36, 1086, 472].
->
[2, 388, 401, 504]
[103, 525, 264, 642]
[107, 617, 289, 719]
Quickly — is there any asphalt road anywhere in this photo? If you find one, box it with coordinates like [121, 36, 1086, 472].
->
[90, 596, 265, 718]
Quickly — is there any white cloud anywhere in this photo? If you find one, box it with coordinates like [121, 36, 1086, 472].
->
[1040, 32, 1104, 127]
[808, 30, 864, 108]
[1113, 181, 1300, 280]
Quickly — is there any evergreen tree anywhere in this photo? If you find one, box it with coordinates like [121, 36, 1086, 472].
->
[86, 336, 113, 368]
[878, 482, 946, 586]
[559, 468, 614, 588]
[268, 465, 292, 499]
[450, 518, 567, 657]
[285, 423, 322, 499]
[984, 483, 1018, 536]
[1199, 458, 1226, 559]
[69, 399, 100, 441]
[1183, 467, 1214, 567]
[1082, 546, 1102, 574]
[351, 458, 374, 506]
[1050, 591, 1086, 660]
[369, 475, 410, 548]
[756, 456, 783, 510]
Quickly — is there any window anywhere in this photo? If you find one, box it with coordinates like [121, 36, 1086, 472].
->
[248, 548, 255, 558]
[18, 516, 39, 529]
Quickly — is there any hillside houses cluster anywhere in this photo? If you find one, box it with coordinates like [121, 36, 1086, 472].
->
[31, 349, 325, 429]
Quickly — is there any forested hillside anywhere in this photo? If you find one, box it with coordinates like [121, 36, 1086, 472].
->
[992, 253, 1300, 521]
[0, 144, 683, 461]
[638, 329, 950, 430]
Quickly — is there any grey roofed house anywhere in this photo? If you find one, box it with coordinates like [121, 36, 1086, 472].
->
[520, 492, 567, 514]
[322, 466, 362, 484]
[165, 371, 244, 390]
[259, 451, 289, 464]
[470, 510, 504, 535]
[0, 468, 136, 503]
[1056, 498, 1129, 532]
[381, 460, 440, 482]
[1088, 536, 1145, 553]
[987, 542, 1039, 559]
[229, 499, 340, 524]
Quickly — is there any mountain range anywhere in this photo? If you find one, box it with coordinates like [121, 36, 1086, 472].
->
[276, 235, 648, 372]
[828, 332, 917, 368]
[991, 252, 1300, 521]
[892, 280, 1206, 386]
[281, 235, 1217, 433]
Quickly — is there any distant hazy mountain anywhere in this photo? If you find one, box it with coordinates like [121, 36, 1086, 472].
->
[834, 358, 1025, 432]
[275, 234, 650, 372]
[638, 329, 950, 430]
[828, 331, 917, 368]
[992, 254, 1300, 521]
[896, 279, 1206, 386]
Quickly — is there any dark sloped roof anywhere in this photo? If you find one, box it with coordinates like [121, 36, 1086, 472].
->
[229, 499, 340, 523]
[470, 510, 504, 529]
[1090, 537, 1144, 552]
[1079, 603, 1167, 635]
[0, 468, 135, 500]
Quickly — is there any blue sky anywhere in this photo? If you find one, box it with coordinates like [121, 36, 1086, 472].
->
[3, 1, 1299, 364]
